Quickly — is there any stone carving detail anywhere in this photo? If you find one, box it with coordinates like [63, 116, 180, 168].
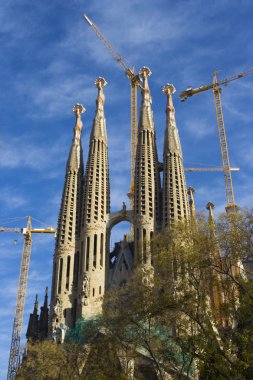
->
[53, 297, 62, 317]
[121, 202, 127, 216]
[52, 323, 68, 344]
[80, 273, 90, 306]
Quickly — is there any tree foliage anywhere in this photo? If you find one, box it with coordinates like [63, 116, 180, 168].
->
[18, 209, 253, 379]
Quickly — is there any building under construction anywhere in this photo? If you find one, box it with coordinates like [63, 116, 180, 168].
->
[6, 13, 253, 380]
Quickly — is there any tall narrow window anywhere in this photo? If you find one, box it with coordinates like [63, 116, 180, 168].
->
[136, 228, 139, 259]
[66, 256, 71, 290]
[143, 229, 147, 264]
[73, 252, 79, 287]
[73, 298, 77, 327]
[93, 234, 97, 268]
[52, 262, 56, 297]
[80, 241, 84, 274]
[58, 258, 63, 294]
[150, 231, 154, 265]
[86, 237, 90, 271]
[100, 233, 104, 267]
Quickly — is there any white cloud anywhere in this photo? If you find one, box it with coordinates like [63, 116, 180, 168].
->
[185, 118, 214, 140]
[1, 188, 26, 209]
[0, 135, 68, 172]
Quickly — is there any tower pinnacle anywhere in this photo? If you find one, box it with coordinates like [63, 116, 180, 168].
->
[134, 66, 161, 268]
[206, 202, 215, 227]
[162, 83, 182, 155]
[162, 83, 189, 226]
[43, 286, 48, 308]
[73, 104, 85, 144]
[50, 104, 85, 331]
[188, 187, 196, 219]
[79, 77, 110, 319]
[95, 77, 107, 110]
[139, 67, 152, 106]
[33, 294, 39, 315]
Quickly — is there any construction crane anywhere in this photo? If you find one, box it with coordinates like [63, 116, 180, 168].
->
[0, 216, 56, 380]
[83, 13, 140, 208]
[180, 68, 253, 212]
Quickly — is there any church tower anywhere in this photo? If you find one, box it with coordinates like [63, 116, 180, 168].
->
[78, 77, 110, 319]
[26, 295, 39, 342]
[162, 84, 189, 228]
[50, 104, 85, 331]
[134, 67, 161, 269]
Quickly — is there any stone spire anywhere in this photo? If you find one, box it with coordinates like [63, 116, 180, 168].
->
[78, 77, 110, 319]
[134, 67, 161, 269]
[50, 105, 85, 332]
[188, 187, 196, 220]
[34, 294, 39, 314]
[162, 84, 189, 228]
[39, 287, 49, 340]
[26, 295, 39, 342]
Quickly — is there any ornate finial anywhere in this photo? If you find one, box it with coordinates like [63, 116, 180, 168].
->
[188, 187, 195, 199]
[139, 66, 152, 78]
[206, 202, 215, 211]
[95, 77, 107, 110]
[206, 202, 215, 226]
[162, 83, 176, 96]
[95, 77, 107, 89]
[139, 67, 152, 104]
[73, 104, 85, 143]
[163, 83, 176, 115]
[73, 103, 85, 117]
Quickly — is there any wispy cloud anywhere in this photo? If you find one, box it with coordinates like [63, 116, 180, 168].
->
[0, 134, 68, 172]
[1, 188, 26, 209]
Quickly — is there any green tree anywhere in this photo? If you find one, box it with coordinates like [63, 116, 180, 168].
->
[18, 209, 253, 380]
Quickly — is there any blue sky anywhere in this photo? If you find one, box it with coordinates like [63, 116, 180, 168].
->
[1, 0, 253, 377]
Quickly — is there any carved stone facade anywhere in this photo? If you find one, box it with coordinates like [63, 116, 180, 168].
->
[49, 68, 190, 333]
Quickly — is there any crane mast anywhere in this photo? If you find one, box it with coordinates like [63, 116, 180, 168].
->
[7, 217, 32, 380]
[1, 217, 57, 379]
[213, 72, 235, 210]
[180, 68, 253, 211]
[83, 13, 139, 209]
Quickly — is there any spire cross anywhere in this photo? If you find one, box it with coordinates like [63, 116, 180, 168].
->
[95, 77, 107, 109]
[73, 103, 85, 142]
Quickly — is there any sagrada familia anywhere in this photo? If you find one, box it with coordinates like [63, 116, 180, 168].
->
[26, 67, 215, 343]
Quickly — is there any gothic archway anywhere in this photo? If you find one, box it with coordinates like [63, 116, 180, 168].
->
[105, 210, 134, 289]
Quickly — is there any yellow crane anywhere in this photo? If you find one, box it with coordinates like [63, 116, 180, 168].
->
[83, 13, 141, 209]
[180, 68, 253, 212]
[0, 216, 56, 380]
